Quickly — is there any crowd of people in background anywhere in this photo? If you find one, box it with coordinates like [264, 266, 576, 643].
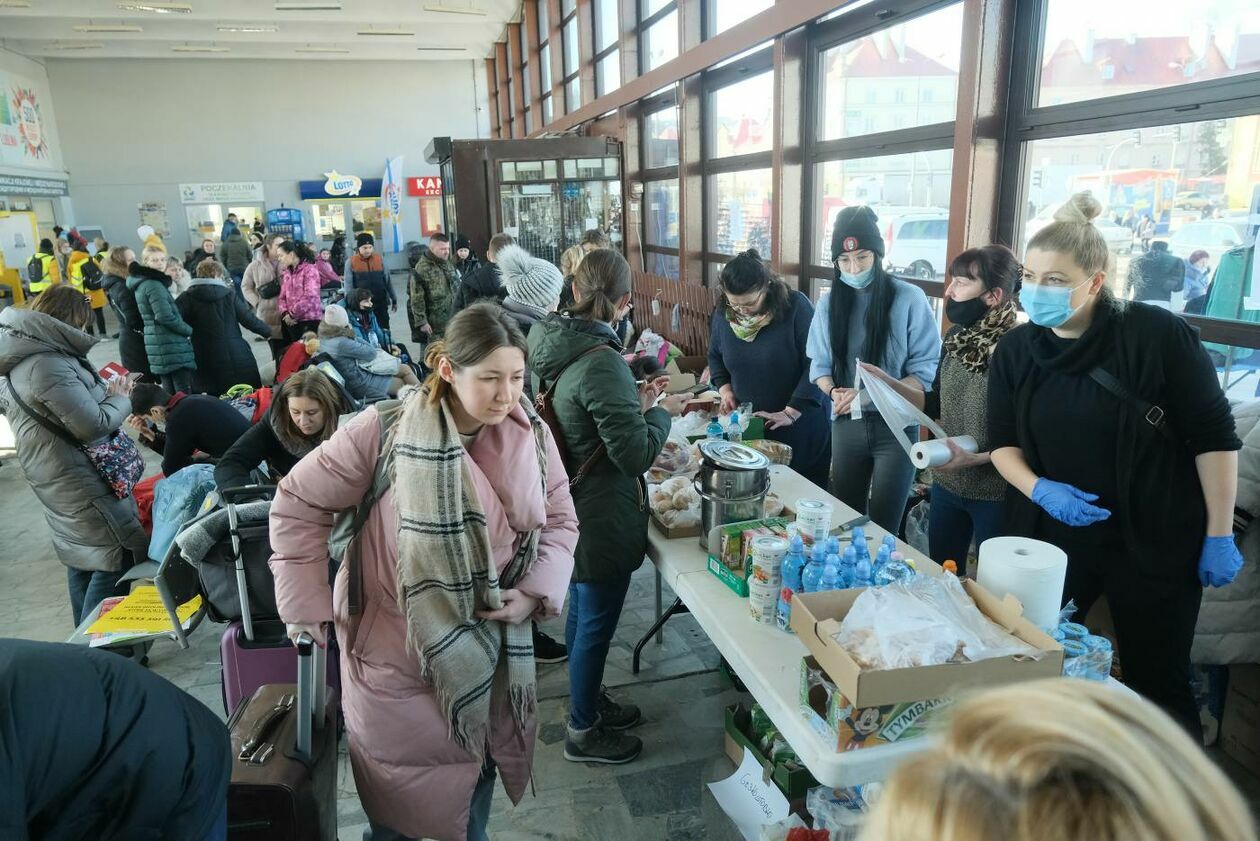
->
[0, 199, 1255, 841]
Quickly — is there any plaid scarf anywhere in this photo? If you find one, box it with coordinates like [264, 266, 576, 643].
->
[391, 390, 548, 760]
[942, 300, 1017, 374]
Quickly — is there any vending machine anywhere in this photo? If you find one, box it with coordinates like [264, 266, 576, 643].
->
[266, 206, 305, 241]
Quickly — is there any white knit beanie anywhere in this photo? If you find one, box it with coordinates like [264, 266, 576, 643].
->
[322, 303, 350, 328]
[497, 244, 564, 311]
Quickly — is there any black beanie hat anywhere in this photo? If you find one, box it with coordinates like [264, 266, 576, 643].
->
[830, 205, 885, 262]
[455, 235, 471, 251]
[355, 232, 374, 249]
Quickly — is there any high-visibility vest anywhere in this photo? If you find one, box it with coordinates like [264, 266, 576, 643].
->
[66, 251, 91, 293]
[28, 254, 58, 293]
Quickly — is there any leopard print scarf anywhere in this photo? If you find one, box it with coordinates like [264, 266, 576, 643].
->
[942, 300, 1017, 373]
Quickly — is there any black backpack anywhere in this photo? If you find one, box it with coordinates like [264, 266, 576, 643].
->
[80, 259, 104, 290]
[26, 254, 44, 285]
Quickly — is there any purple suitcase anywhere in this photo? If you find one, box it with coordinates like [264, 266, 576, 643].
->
[220, 619, 340, 717]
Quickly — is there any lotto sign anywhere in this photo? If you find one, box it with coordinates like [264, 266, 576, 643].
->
[406, 176, 443, 197]
[322, 170, 363, 197]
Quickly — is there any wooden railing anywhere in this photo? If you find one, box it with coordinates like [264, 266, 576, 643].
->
[630, 272, 722, 357]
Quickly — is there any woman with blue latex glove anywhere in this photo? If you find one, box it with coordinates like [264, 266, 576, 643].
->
[989, 192, 1241, 742]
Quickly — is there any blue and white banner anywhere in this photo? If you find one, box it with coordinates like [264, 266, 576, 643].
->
[381, 156, 404, 253]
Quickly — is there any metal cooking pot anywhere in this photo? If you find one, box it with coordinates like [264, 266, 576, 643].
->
[693, 440, 771, 548]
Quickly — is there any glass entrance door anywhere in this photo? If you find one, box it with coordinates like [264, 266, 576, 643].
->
[309, 201, 347, 244]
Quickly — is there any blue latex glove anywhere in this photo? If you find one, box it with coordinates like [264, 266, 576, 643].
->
[1031, 478, 1112, 527]
[1199, 535, 1243, 588]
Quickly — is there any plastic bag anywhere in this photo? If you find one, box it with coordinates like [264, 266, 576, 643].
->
[806, 784, 876, 839]
[647, 428, 699, 483]
[903, 499, 930, 556]
[648, 475, 701, 528]
[834, 573, 1039, 670]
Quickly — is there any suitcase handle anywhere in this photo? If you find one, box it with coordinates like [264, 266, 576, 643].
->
[238, 693, 294, 760]
[294, 632, 328, 763]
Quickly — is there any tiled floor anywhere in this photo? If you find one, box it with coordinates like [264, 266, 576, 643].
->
[2, 306, 1257, 839]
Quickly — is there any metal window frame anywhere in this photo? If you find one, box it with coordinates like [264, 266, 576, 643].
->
[642, 176, 681, 249]
[639, 4, 679, 76]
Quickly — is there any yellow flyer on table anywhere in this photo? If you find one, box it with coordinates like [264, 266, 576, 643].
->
[86, 586, 201, 634]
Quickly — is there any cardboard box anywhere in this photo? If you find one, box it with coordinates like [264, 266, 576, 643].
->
[1221, 666, 1260, 778]
[705, 516, 792, 597]
[650, 510, 702, 540]
[790, 579, 1064, 708]
[799, 656, 952, 752]
[723, 703, 818, 800]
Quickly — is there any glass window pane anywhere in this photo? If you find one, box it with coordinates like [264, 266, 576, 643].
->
[516, 160, 546, 180]
[642, 0, 672, 20]
[540, 43, 552, 91]
[813, 150, 953, 273]
[563, 17, 579, 74]
[646, 252, 680, 281]
[544, 160, 558, 179]
[522, 65, 532, 102]
[709, 169, 774, 256]
[597, 50, 622, 96]
[710, 71, 773, 158]
[566, 77, 582, 111]
[1038, 0, 1260, 108]
[709, 0, 773, 36]
[818, 3, 963, 141]
[520, 19, 530, 56]
[645, 179, 680, 247]
[538, 0, 549, 35]
[501, 162, 518, 182]
[1018, 116, 1259, 315]
[525, 109, 534, 134]
[562, 0, 576, 16]
[595, 0, 619, 52]
[508, 78, 517, 112]
[643, 10, 678, 71]
[644, 106, 680, 168]
[543, 93, 554, 124]
[604, 158, 620, 177]
[819, 0, 876, 22]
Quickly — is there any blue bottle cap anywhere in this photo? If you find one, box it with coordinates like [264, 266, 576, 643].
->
[788, 535, 804, 553]
[1081, 634, 1112, 653]
[844, 545, 856, 563]
[1061, 640, 1089, 658]
[1059, 622, 1089, 640]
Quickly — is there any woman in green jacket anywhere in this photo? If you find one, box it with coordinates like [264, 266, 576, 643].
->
[127, 246, 195, 394]
[528, 249, 689, 766]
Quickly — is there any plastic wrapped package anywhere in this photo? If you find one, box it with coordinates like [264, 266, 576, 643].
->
[806, 784, 881, 840]
[647, 429, 699, 484]
[648, 475, 701, 529]
[834, 574, 1040, 670]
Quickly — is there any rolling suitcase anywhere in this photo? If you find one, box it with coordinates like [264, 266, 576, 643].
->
[227, 632, 338, 841]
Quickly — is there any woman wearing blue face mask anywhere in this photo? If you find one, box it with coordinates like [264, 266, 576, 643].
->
[806, 205, 941, 533]
[988, 192, 1243, 740]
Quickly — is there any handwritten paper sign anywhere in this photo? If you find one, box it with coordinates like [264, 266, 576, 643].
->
[87, 586, 201, 635]
[707, 747, 790, 841]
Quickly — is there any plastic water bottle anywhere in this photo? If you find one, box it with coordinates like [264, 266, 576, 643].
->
[840, 545, 857, 588]
[705, 417, 724, 440]
[802, 544, 829, 593]
[819, 554, 842, 591]
[781, 535, 807, 594]
[726, 413, 743, 443]
[852, 558, 874, 588]
[826, 535, 841, 557]
[881, 534, 897, 554]
[873, 544, 891, 577]
[875, 550, 916, 586]
[850, 527, 871, 567]
[776, 587, 794, 633]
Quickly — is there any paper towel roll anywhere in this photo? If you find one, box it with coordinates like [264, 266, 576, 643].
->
[976, 536, 1068, 631]
[910, 435, 978, 469]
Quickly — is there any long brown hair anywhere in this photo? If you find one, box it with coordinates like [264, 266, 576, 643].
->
[566, 248, 631, 324]
[30, 285, 91, 330]
[423, 302, 528, 406]
[103, 247, 133, 278]
[274, 368, 344, 443]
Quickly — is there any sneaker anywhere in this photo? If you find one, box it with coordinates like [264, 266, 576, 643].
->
[564, 720, 643, 765]
[533, 627, 568, 664]
[597, 687, 642, 730]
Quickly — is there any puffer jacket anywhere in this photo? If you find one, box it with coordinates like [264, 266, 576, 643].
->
[127, 263, 195, 376]
[220, 230, 253, 276]
[0, 307, 148, 573]
[1193, 399, 1260, 665]
[527, 313, 671, 582]
[318, 332, 391, 400]
[409, 252, 458, 340]
[279, 261, 324, 324]
[101, 270, 151, 377]
[176, 278, 271, 396]
[242, 253, 283, 339]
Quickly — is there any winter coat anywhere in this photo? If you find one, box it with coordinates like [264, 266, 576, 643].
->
[318, 334, 390, 400]
[220, 230, 253, 276]
[276, 340, 313, 384]
[145, 393, 252, 477]
[1126, 243, 1186, 303]
[215, 388, 332, 490]
[1193, 399, 1260, 665]
[0, 307, 148, 573]
[315, 255, 341, 288]
[101, 270, 150, 377]
[350, 307, 391, 349]
[409, 252, 458, 339]
[455, 253, 481, 280]
[242, 254, 283, 339]
[269, 402, 577, 840]
[176, 278, 271, 396]
[452, 263, 505, 314]
[528, 314, 671, 582]
[279, 261, 324, 324]
[0, 638, 230, 841]
[349, 253, 394, 307]
[127, 264, 195, 376]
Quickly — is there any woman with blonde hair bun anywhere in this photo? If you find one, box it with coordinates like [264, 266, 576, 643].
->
[861, 678, 1257, 841]
[988, 191, 1243, 738]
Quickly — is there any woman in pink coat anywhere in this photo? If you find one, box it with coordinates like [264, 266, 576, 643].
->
[270, 302, 578, 841]
[276, 239, 325, 342]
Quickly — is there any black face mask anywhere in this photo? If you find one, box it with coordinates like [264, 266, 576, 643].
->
[945, 295, 990, 328]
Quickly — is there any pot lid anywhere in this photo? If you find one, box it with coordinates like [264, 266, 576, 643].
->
[698, 440, 771, 471]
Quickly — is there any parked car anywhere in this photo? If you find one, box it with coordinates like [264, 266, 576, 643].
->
[1024, 211, 1133, 255]
[1166, 218, 1254, 265]
[884, 212, 949, 280]
[1174, 191, 1212, 210]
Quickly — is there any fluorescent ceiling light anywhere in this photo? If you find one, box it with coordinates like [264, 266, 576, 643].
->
[417, 47, 465, 51]
[275, 2, 342, 9]
[357, 28, 416, 36]
[117, 2, 193, 12]
[47, 42, 107, 50]
[217, 25, 279, 32]
[74, 24, 145, 32]
[172, 45, 230, 52]
[424, 3, 486, 16]
[296, 46, 349, 53]
[0, 0, 32, 8]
